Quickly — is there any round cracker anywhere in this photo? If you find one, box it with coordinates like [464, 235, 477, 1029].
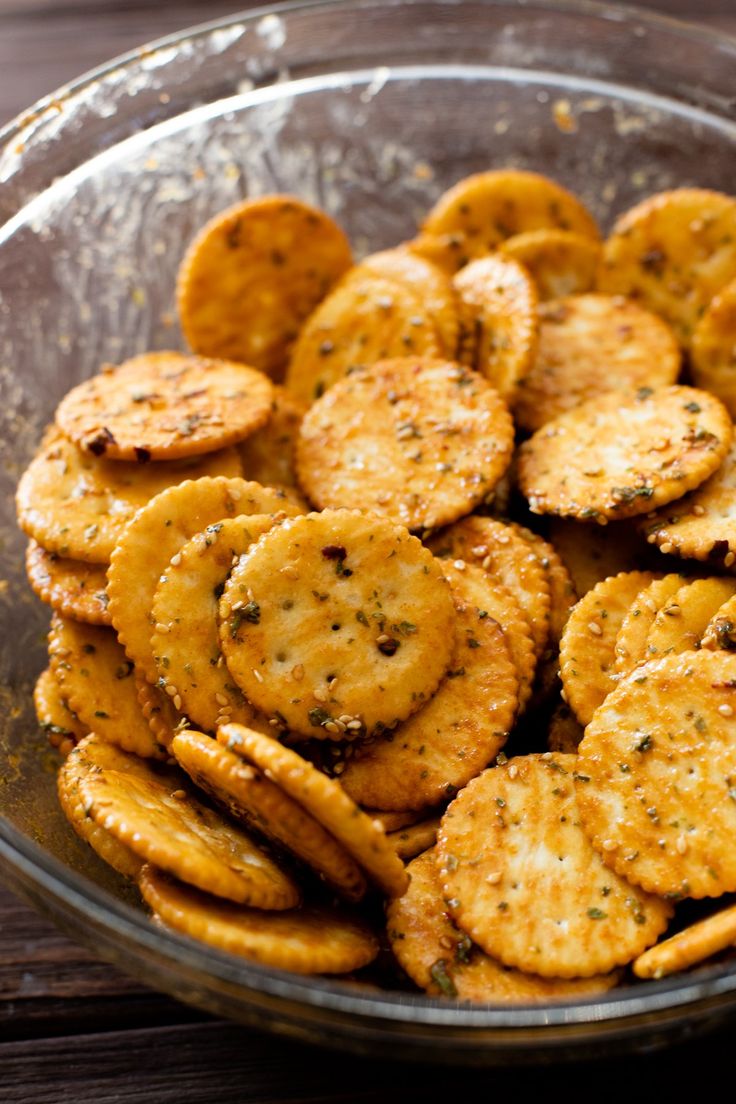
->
[507, 523, 576, 651]
[559, 571, 656, 726]
[701, 594, 736, 652]
[355, 247, 459, 355]
[135, 671, 184, 752]
[548, 517, 653, 598]
[107, 477, 300, 685]
[513, 294, 681, 433]
[438, 755, 672, 977]
[26, 541, 111, 626]
[57, 735, 151, 878]
[518, 386, 732, 522]
[139, 865, 377, 974]
[152, 514, 284, 732]
[171, 729, 367, 902]
[389, 817, 441, 862]
[639, 439, 736, 567]
[614, 574, 686, 677]
[597, 188, 736, 347]
[633, 902, 736, 980]
[413, 170, 599, 273]
[453, 254, 539, 402]
[218, 510, 456, 740]
[296, 357, 514, 531]
[339, 562, 518, 811]
[55, 352, 273, 462]
[428, 517, 551, 659]
[387, 850, 618, 1001]
[48, 615, 167, 759]
[691, 277, 736, 416]
[77, 749, 299, 908]
[34, 667, 88, 752]
[498, 229, 601, 301]
[15, 428, 242, 564]
[237, 386, 305, 490]
[576, 651, 736, 899]
[218, 724, 409, 897]
[177, 194, 353, 378]
[644, 578, 736, 661]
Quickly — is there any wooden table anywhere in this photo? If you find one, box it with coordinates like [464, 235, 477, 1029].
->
[2, 1, 736, 1099]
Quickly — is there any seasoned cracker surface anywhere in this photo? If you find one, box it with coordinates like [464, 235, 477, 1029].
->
[218, 510, 455, 739]
[107, 477, 300, 685]
[614, 574, 685, 677]
[171, 730, 367, 901]
[453, 254, 538, 401]
[48, 615, 167, 759]
[56, 352, 273, 461]
[296, 358, 514, 531]
[513, 294, 681, 432]
[219, 724, 409, 897]
[237, 386, 305, 490]
[518, 386, 732, 521]
[139, 865, 378, 974]
[26, 542, 111, 626]
[559, 571, 655, 726]
[597, 188, 736, 346]
[16, 429, 242, 564]
[135, 672, 182, 752]
[577, 651, 736, 899]
[152, 515, 282, 732]
[691, 277, 736, 416]
[340, 563, 517, 811]
[177, 194, 353, 377]
[78, 755, 299, 907]
[428, 516, 551, 659]
[387, 850, 618, 1001]
[548, 517, 652, 597]
[499, 229, 601, 301]
[34, 667, 87, 749]
[644, 578, 736, 660]
[640, 439, 736, 565]
[413, 170, 599, 272]
[438, 755, 672, 977]
[633, 901, 736, 980]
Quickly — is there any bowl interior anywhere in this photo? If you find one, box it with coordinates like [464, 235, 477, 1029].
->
[3, 0, 736, 1061]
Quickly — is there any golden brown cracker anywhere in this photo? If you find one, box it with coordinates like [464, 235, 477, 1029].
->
[644, 577, 736, 660]
[171, 729, 367, 901]
[218, 510, 456, 739]
[559, 571, 656, 726]
[237, 386, 305, 489]
[387, 850, 618, 1001]
[152, 515, 283, 732]
[107, 476, 299, 685]
[577, 650, 736, 899]
[548, 517, 651, 597]
[413, 170, 599, 273]
[219, 724, 409, 897]
[56, 352, 273, 462]
[438, 755, 672, 977]
[614, 574, 686, 676]
[135, 671, 183, 752]
[518, 386, 732, 522]
[296, 358, 514, 531]
[640, 439, 736, 567]
[428, 516, 551, 659]
[513, 294, 681, 432]
[177, 194, 353, 378]
[78, 753, 299, 907]
[633, 902, 736, 979]
[26, 541, 111, 626]
[507, 522, 576, 650]
[16, 428, 242, 564]
[339, 562, 517, 811]
[34, 666, 88, 752]
[597, 188, 736, 346]
[499, 229, 601, 301]
[48, 615, 167, 759]
[691, 277, 736, 416]
[389, 817, 441, 861]
[139, 865, 377, 973]
[453, 254, 538, 402]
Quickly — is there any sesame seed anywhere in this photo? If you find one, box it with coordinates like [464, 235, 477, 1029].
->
[291, 664, 305, 681]
[338, 715, 353, 724]
[471, 545, 488, 558]
[481, 555, 493, 571]
[692, 504, 706, 516]
[281, 565, 300, 579]
[173, 694, 182, 711]
[508, 764, 518, 780]
[252, 668, 264, 683]
[486, 871, 502, 885]
[602, 839, 618, 852]
[324, 721, 340, 735]
[719, 703, 734, 717]
[155, 622, 170, 634]
[453, 559, 466, 571]
[346, 720, 362, 730]
[588, 621, 603, 636]
[170, 553, 182, 567]
[376, 633, 390, 644]
[171, 789, 187, 800]
[659, 542, 674, 554]
[231, 600, 244, 611]
[646, 534, 657, 544]
[676, 835, 688, 855]
[164, 684, 178, 698]
[269, 718, 280, 727]
[313, 687, 328, 703]
[215, 692, 228, 706]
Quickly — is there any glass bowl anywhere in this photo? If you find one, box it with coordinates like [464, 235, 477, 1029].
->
[3, 0, 736, 1065]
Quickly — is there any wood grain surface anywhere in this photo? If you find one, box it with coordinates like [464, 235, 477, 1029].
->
[2, 1, 736, 1099]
